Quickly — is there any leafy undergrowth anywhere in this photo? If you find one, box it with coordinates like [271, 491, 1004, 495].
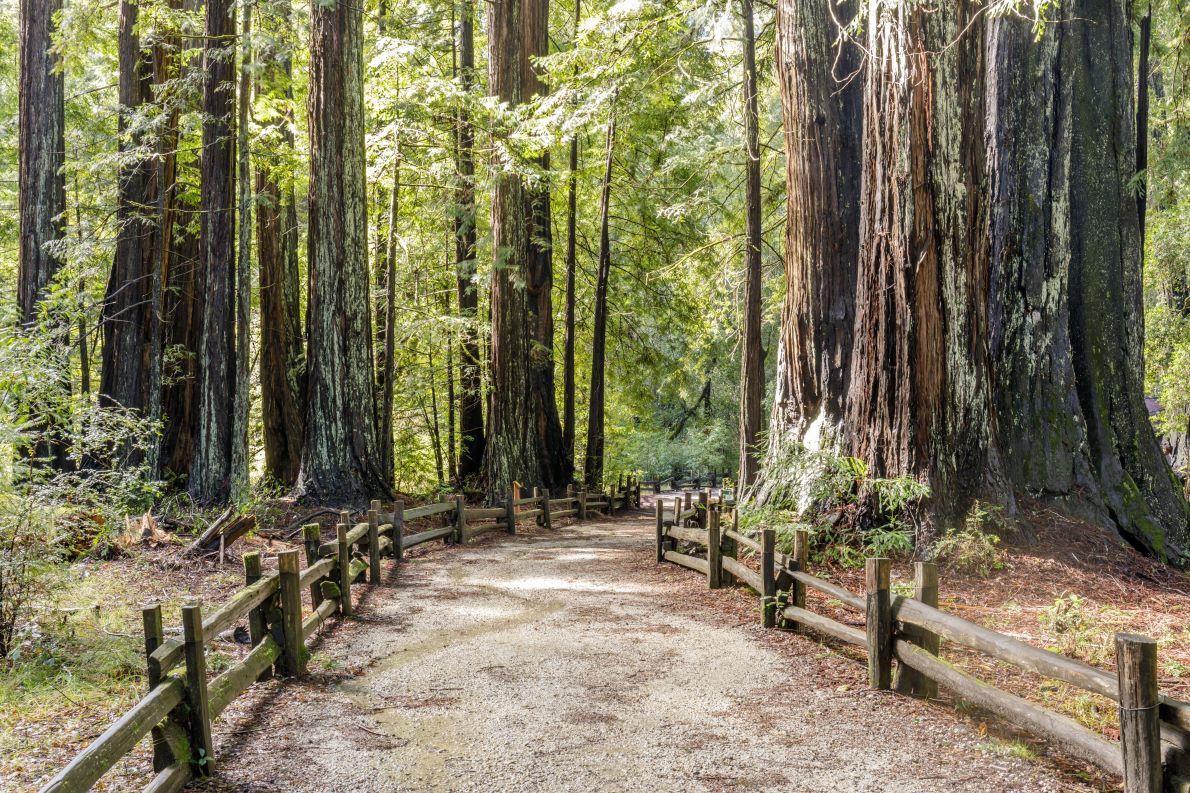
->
[765, 499, 1190, 788]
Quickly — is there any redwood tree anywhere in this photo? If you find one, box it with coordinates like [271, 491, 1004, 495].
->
[454, 0, 486, 483]
[736, 0, 764, 487]
[583, 102, 617, 489]
[101, 0, 158, 422]
[297, 0, 388, 500]
[483, 0, 561, 496]
[190, 0, 237, 503]
[18, 0, 65, 328]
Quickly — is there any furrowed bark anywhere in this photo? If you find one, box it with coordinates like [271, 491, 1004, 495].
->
[455, 0, 486, 484]
[190, 0, 237, 503]
[298, 0, 389, 501]
[753, 0, 861, 507]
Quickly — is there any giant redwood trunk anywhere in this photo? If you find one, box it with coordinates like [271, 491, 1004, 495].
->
[160, 0, 203, 484]
[101, 0, 158, 423]
[455, 0, 486, 484]
[846, 1, 1004, 531]
[18, 0, 65, 328]
[764, 0, 1189, 562]
[987, 5, 1188, 560]
[258, 0, 305, 487]
[522, 0, 572, 490]
[562, 0, 581, 469]
[736, 0, 763, 488]
[297, 0, 388, 501]
[482, 0, 564, 496]
[190, 0, 237, 503]
[18, 0, 67, 468]
[753, 0, 861, 505]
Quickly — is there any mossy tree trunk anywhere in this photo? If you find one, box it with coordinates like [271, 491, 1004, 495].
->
[297, 0, 389, 501]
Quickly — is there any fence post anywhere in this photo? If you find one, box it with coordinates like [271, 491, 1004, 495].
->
[894, 561, 938, 698]
[337, 523, 352, 618]
[393, 500, 405, 562]
[578, 490, 587, 520]
[181, 603, 214, 776]
[243, 551, 272, 682]
[683, 491, 692, 524]
[720, 519, 737, 586]
[302, 524, 324, 610]
[454, 495, 466, 543]
[367, 507, 381, 583]
[370, 499, 387, 556]
[655, 500, 665, 563]
[707, 506, 722, 589]
[541, 487, 552, 529]
[608, 486, 616, 517]
[761, 529, 776, 628]
[697, 490, 709, 528]
[142, 604, 172, 771]
[277, 549, 305, 677]
[1116, 634, 1161, 793]
[865, 557, 892, 690]
[506, 489, 517, 534]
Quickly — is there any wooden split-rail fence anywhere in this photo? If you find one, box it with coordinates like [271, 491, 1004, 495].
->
[654, 493, 1190, 793]
[40, 478, 642, 793]
[639, 471, 731, 496]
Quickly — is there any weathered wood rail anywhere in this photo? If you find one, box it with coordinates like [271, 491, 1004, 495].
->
[40, 479, 642, 793]
[654, 495, 1190, 793]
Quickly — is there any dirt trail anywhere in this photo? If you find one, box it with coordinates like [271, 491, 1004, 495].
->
[205, 511, 1092, 792]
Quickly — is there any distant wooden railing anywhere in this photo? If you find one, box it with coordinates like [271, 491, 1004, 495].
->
[654, 497, 1190, 793]
[40, 478, 642, 793]
[638, 470, 731, 496]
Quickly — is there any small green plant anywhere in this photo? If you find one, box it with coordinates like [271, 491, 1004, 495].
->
[1038, 594, 1111, 664]
[932, 526, 1004, 577]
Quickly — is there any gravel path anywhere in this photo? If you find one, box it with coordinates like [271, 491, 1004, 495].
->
[204, 510, 1094, 792]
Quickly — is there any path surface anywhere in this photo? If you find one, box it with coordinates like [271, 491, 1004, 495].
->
[206, 511, 1090, 792]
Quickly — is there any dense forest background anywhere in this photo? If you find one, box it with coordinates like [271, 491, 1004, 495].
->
[4, 0, 1190, 601]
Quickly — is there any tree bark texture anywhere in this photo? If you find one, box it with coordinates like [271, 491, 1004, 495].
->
[101, 0, 159, 422]
[190, 0, 237, 503]
[256, 0, 304, 487]
[754, 0, 861, 505]
[18, 0, 65, 327]
[160, 0, 203, 483]
[763, 0, 1189, 561]
[483, 0, 556, 497]
[737, 0, 764, 488]
[522, 0, 571, 490]
[297, 0, 389, 501]
[583, 102, 616, 489]
[987, 5, 1188, 559]
[455, 0, 486, 484]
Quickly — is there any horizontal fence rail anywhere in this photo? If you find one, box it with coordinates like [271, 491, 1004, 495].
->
[654, 497, 1190, 793]
[41, 478, 643, 793]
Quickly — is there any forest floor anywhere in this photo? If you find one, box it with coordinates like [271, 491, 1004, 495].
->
[6, 498, 1188, 791]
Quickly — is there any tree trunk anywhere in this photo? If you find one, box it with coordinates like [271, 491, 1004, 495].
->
[160, 0, 203, 483]
[232, 0, 252, 497]
[562, 0, 581, 471]
[484, 0, 543, 496]
[522, 0, 571, 490]
[846, 1, 1004, 532]
[737, 0, 763, 488]
[101, 0, 159, 430]
[298, 0, 388, 501]
[583, 102, 617, 489]
[753, 0, 862, 506]
[18, 0, 68, 468]
[987, 4, 1188, 560]
[190, 0, 237, 503]
[378, 141, 399, 485]
[455, 0, 486, 484]
[257, 1, 305, 487]
[18, 0, 65, 327]
[1137, 4, 1150, 244]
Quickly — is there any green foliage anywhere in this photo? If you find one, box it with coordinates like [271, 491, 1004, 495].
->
[739, 445, 928, 568]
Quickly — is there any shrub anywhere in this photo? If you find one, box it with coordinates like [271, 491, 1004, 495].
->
[931, 501, 1008, 577]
